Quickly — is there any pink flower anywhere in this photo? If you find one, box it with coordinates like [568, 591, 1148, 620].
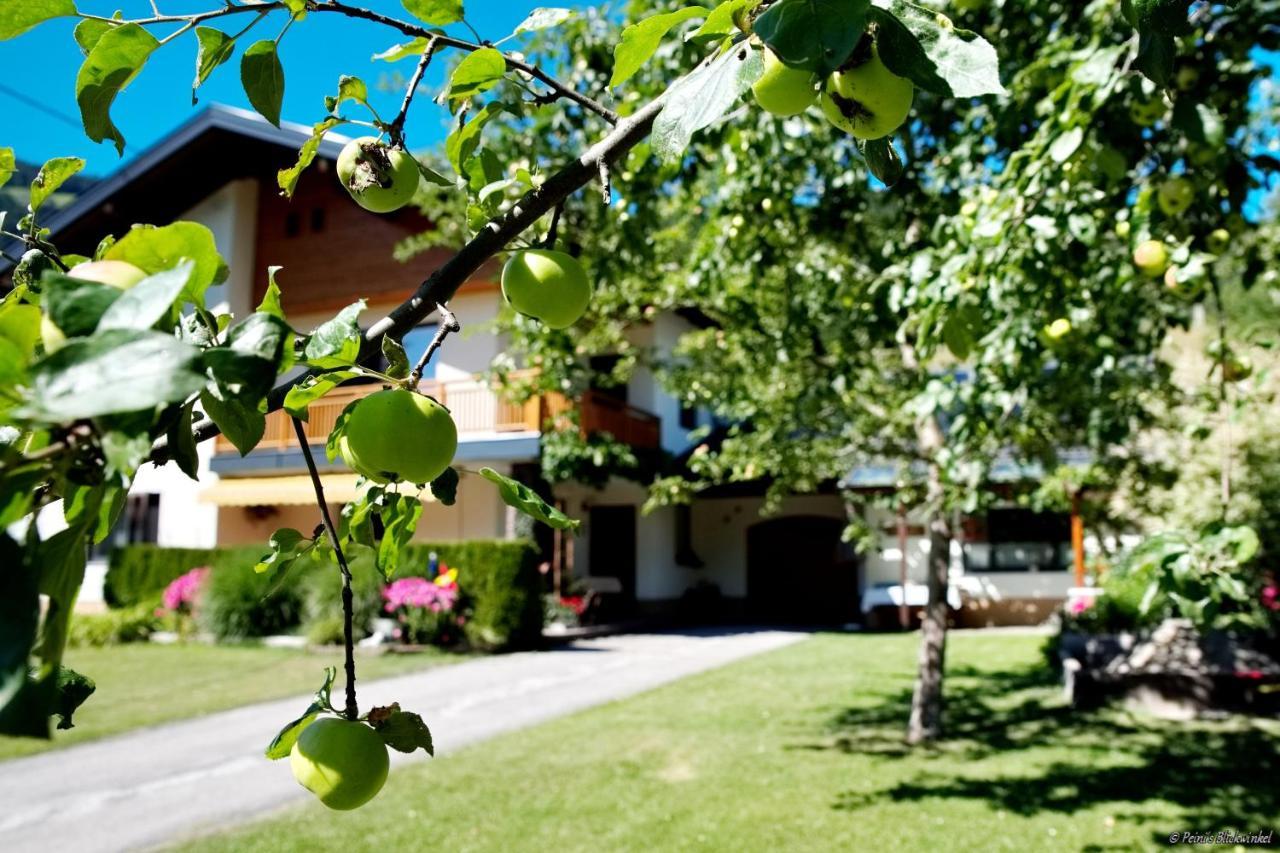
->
[383, 576, 459, 614]
[1068, 597, 1092, 615]
[1261, 585, 1280, 611]
[160, 567, 211, 613]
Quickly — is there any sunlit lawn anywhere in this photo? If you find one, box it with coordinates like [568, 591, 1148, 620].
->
[185, 631, 1280, 852]
[0, 643, 456, 761]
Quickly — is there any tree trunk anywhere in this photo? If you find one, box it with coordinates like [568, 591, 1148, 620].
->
[906, 492, 951, 744]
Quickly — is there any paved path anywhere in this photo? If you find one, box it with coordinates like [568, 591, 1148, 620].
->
[0, 628, 804, 853]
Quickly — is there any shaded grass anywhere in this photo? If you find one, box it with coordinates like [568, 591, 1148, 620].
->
[0, 643, 456, 761]
[186, 632, 1280, 852]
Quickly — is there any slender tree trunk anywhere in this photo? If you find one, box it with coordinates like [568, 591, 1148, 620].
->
[906, 408, 950, 745]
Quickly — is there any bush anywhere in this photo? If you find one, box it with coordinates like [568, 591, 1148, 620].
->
[304, 614, 348, 646]
[301, 553, 385, 642]
[198, 547, 311, 640]
[69, 601, 160, 647]
[105, 545, 219, 608]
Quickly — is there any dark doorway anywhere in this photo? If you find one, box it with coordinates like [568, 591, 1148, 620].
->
[747, 515, 856, 624]
[588, 505, 637, 612]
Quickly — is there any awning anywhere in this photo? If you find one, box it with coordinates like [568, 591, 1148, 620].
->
[200, 474, 375, 506]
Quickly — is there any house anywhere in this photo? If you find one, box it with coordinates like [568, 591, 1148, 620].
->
[3, 106, 1083, 625]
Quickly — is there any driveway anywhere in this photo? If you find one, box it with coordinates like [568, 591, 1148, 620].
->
[0, 628, 805, 852]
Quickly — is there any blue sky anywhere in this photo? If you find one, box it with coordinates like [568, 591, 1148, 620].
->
[0, 1, 598, 175]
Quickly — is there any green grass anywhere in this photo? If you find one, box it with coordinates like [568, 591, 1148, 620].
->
[0, 643, 456, 761]
[186, 632, 1280, 852]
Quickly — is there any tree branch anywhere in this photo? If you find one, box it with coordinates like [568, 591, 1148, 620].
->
[409, 303, 460, 388]
[292, 416, 359, 721]
[388, 36, 439, 146]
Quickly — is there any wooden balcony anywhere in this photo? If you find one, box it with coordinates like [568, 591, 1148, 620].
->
[213, 375, 661, 454]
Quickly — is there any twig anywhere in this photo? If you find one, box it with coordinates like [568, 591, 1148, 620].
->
[543, 202, 564, 248]
[292, 417, 359, 721]
[409, 304, 461, 388]
[388, 36, 439, 145]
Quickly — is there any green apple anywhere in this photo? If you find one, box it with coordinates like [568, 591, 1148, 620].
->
[752, 49, 818, 117]
[819, 46, 914, 140]
[337, 137, 420, 214]
[1157, 177, 1195, 216]
[501, 249, 591, 329]
[1115, 220, 1132, 240]
[1224, 354, 1253, 382]
[342, 389, 458, 484]
[1133, 240, 1169, 276]
[1045, 318, 1072, 341]
[290, 717, 389, 811]
[42, 260, 148, 353]
[1128, 97, 1165, 127]
[1206, 228, 1230, 255]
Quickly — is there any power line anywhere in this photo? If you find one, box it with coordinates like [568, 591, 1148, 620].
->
[0, 81, 82, 130]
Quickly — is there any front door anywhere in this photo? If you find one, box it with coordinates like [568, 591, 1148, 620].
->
[747, 515, 855, 624]
[588, 505, 637, 610]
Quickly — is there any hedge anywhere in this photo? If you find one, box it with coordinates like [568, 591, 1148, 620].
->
[106, 539, 543, 650]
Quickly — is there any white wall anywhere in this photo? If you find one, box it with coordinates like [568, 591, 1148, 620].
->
[192, 179, 259, 319]
[625, 313, 713, 455]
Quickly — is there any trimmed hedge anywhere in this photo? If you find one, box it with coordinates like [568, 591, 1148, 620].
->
[105, 545, 220, 608]
[106, 539, 543, 650]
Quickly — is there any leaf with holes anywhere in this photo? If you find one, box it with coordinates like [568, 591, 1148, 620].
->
[29, 157, 85, 214]
[193, 27, 235, 104]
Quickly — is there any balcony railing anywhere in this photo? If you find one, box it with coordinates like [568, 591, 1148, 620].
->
[213, 373, 660, 454]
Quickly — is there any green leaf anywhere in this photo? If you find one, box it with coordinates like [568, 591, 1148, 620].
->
[0, 534, 38, 713]
[869, 1, 1006, 98]
[96, 261, 192, 331]
[1133, 30, 1175, 88]
[166, 400, 201, 480]
[241, 40, 285, 128]
[105, 221, 229, 305]
[0, 0, 77, 41]
[200, 389, 265, 456]
[430, 467, 459, 506]
[0, 300, 41, 361]
[941, 310, 974, 360]
[74, 18, 114, 56]
[0, 147, 13, 188]
[445, 102, 505, 178]
[75, 23, 159, 156]
[258, 267, 288, 320]
[446, 47, 506, 102]
[282, 0, 308, 19]
[372, 37, 433, 63]
[860, 137, 903, 187]
[688, 0, 759, 45]
[415, 160, 454, 188]
[652, 43, 765, 163]
[370, 706, 434, 755]
[278, 117, 343, 198]
[754, 0, 868, 76]
[1048, 127, 1084, 164]
[514, 8, 574, 36]
[284, 369, 360, 419]
[52, 666, 96, 730]
[303, 301, 366, 369]
[204, 312, 290, 400]
[1131, 0, 1192, 36]
[480, 467, 581, 532]
[382, 336, 410, 379]
[401, 0, 464, 26]
[377, 493, 423, 578]
[41, 272, 123, 339]
[193, 27, 236, 104]
[30, 157, 86, 214]
[21, 330, 207, 421]
[610, 7, 707, 89]
[327, 398, 359, 462]
[265, 668, 335, 759]
[255, 527, 308, 574]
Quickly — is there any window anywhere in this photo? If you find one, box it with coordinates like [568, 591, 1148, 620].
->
[398, 324, 439, 380]
[310, 206, 327, 233]
[679, 404, 698, 430]
[284, 211, 301, 238]
[91, 493, 160, 559]
[962, 508, 1071, 573]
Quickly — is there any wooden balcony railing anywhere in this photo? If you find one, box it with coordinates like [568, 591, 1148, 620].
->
[213, 373, 661, 454]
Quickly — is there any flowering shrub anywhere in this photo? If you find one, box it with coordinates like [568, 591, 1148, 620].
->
[382, 564, 466, 646]
[157, 566, 211, 638]
[544, 594, 587, 628]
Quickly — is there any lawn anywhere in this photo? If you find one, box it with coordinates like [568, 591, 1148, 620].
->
[185, 631, 1280, 852]
[0, 644, 456, 761]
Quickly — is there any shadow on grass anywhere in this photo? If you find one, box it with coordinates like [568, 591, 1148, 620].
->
[814, 660, 1280, 844]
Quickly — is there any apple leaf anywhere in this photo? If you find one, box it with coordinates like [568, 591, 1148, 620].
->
[21, 330, 207, 422]
[241, 40, 285, 128]
[255, 527, 309, 574]
[1133, 29, 1175, 87]
[652, 43, 764, 163]
[446, 47, 506, 102]
[610, 7, 708, 89]
[402, 0, 464, 26]
[382, 336, 410, 379]
[265, 668, 335, 759]
[204, 312, 290, 401]
[688, 0, 759, 45]
[0, 533, 38, 715]
[754, 0, 868, 76]
[278, 117, 343, 198]
[514, 8, 574, 36]
[199, 388, 265, 456]
[0, 147, 14, 188]
[165, 400, 200, 481]
[96, 261, 192, 332]
[303, 301, 366, 369]
[324, 75, 369, 113]
[860, 137, 903, 187]
[376, 493, 423, 578]
[73, 18, 114, 56]
[869, 1, 1005, 98]
[284, 369, 360, 419]
[0, 0, 78, 42]
[370, 705, 434, 755]
[53, 666, 96, 731]
[480, 467, 581, 532]
[430, 467, 459, 506]
[75, 23, 159, 155]
[372, 37, 435, 63]
[105, 221, 229, 305]
[28, 157, 86, 215]
[445, 102, 505, 178]
[41, 273, 123, 339]
[193, 27, 235, 104]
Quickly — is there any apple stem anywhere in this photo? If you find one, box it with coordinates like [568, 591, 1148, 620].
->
[409, 303, 461, 390]
[291, 416, 360, 721]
